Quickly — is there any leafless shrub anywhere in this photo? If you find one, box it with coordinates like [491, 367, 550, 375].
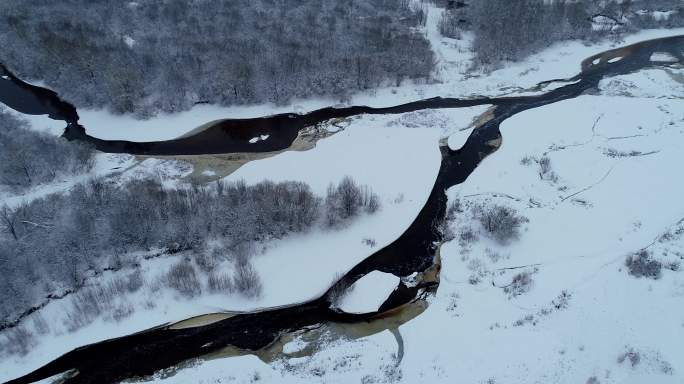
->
[110, 302, 134, 322]
[484, 248, 503, 263]
[125, 269, 144, 293]
[520, 155, 535, 166]
[446, 198, 462, 221]
[438, 9, 462, 39]
[232, 242, 255, 264]
[586, 376, 600, 384]
[617, 347, 641, 367]
[440, 221, 456, 242]
[475, 204, 528, 244]
[63, 283, 120, 331]
[195, 249, 218, 273]
[208, 272, 234, 294]
[165, 260, 202, 298]
[327, 273, 352, 307]
[459, 227, 479, 245]
[31, 312, 50, 335]
[1, 325, 35, 356]
[325, 176, 381, 228]
[538, 156, 559, 183]
[233, 261, 262, 299]
[625, 250, 662, 279]
[504, 271, 533, 298]
[362, 238, 377, 247]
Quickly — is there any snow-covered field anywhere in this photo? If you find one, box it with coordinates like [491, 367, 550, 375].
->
[2, 5, 684, 383]
[115, 57, 684, 384]
[0, 106, 494, 382]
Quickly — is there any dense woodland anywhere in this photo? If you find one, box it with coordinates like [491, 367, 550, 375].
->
[0, 110, 94, 191]
[441, 0, 684, 66]
[0, 0, 433, 116]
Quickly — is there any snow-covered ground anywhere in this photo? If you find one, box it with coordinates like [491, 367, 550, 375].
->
[0, 106, 494, 382]
[118, 55, 684, 384]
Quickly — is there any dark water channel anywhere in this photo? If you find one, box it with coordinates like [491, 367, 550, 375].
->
[1, 35, 682, 384]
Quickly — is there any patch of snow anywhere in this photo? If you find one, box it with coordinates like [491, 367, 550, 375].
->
[248, 135, 269, 144]
[201, 169, 216, 177]
[447, 128, 473, 151]
[652, 10, 675, 21]
[282, 338, 308, 354]
[607, 56, 623, 63]
[650, 52, 678, 62]
[123, 36, 136, 47]
[336, 271, 399, 314]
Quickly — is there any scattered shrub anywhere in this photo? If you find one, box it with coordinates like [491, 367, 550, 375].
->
[30, 313, 50, 335]
[110, 302, 134, 323]
[232, 261, 262, 299]
[325, 176, 381, 228]
[520, 155, 535, 166]
[475, 204, 528, 244]
[165, 261, 202, 298]
[327, 273, 354, 308]
[625, 250, 662, 279]
[617, 347, 642, 367]
[538, 156, 559, 183]
[196, 249, 218, 273]
[504, 271, 533, 298]
[362, 238, 377, 247]
[1, 326, 35, 356]
[458, 227, 479, 245]
[438, 9, 462, 39]
[208, 272, 234, 294]
[125, 270, 144, 293]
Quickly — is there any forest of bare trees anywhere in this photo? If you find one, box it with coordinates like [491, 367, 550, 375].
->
[0, 174, 380, 329]
[0, 110, 94, 192]
[0, 0, 434, 117]
[439, 0, 684, 67]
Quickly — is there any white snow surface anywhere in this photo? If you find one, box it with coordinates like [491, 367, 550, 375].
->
[650, 52, 679, 62]
[121, 65, 684, 384]
[336, 271, 399, 314]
